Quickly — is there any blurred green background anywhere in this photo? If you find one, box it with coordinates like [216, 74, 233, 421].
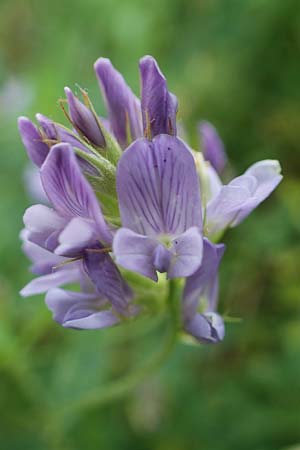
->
[1, 0, 300, 448]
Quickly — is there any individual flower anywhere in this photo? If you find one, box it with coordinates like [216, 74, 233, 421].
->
[113, 134, 203, 281]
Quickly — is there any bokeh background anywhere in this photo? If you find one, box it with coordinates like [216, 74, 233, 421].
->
[1, 0, 300, 448]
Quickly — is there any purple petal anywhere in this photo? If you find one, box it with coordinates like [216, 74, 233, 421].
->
[55, 217, 98, 257]
[83, 250, 133, 314]
[140, 55, 178, 137]
[18, 116, 49, 167]
[168, 227, 203, 279]
[45, 288, 119, 329]
[64, 87, 105, 147]
[94, 58, 142, 148]
[117, 135, 202, 236]
[183, 239, 225, 319]
[40, 143, 112, 245]
[199, 122, 227, 174]
[22, 238, 66, 275]
[185, 312, 225, 344]
[20, 265, 80, 297]
[23, 204, 67, 250]
[113, 228, 159, 281]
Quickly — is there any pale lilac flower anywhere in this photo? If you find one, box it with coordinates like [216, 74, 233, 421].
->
[183, 238, 225, 343]
[113, 135, 203, 281]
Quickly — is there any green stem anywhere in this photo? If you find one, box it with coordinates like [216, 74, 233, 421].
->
[46, 279, 180, 437]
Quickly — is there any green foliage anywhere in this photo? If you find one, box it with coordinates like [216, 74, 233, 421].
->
[1, 0, 300, 448]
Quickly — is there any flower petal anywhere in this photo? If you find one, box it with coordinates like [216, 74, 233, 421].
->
[183, 238, 225, 319]
[83, 250, 133, 314]
[40, 143, 112, 245]
[45, 288, 119, 329]
[94, 58, 142, 148]
[140, 55, 177, 137]
[199, 121, 227, 174]
[185, 312, 225, 344]
[168, 227, 203, 279]
[18, 116, 50, 167]
[117, 135, 202, 236]
[113, 228, 158, 281]
[20, 265, 80, 297]
[55, 217, 98, 257]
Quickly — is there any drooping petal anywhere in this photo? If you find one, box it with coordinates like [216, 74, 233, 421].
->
[113, 228, 159, 281]
[117, 135, 202, 236]
[40, 143, 112, 245]
[94, 58, 142, 148]
[18, 116, 50, 167]
[140, 55, 177, 137]
[168, 227, 203, 279]
[64, 87, 105, 147]
[45, 288, 119, 329]
[83, 249, 133, 314]
[199, 121, 227, 174]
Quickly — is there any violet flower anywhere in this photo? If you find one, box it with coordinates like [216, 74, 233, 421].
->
[113, 134, 203, 281]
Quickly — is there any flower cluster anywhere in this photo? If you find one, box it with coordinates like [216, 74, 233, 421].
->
[19, 56, 282, 344]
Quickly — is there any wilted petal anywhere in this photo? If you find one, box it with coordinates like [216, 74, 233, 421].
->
[45, 288, 119, 329]
[65, 87, 105, 147]
[117, 135, 202, 236]
[40, 143, 112, 245]
[94, 58, 142, 148]
[18, 116, 49, 167]
[140, 55, 177, 137]
[168, 227, 203, 279]
[113, 228, 159, 281]
[84, 250, 133, 314]
[199, 122, 227, 174]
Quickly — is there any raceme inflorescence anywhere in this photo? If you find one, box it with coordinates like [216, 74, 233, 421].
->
[19, 55, 282, 345]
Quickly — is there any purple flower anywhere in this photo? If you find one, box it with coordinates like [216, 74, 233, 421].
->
[140, 55, 178, 138]
[113, 135, 203, 281]
[204, 160, 283, 237]
[199, 121, 227, 174]
[94, 58, 142, 148]
[182, 238, 225, 344]
[23, 143, 112, 256]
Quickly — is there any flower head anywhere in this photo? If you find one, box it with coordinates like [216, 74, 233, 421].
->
[19, 55, 282, 345]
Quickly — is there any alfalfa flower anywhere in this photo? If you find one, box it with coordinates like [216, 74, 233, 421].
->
[19, 55, 282, 350]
